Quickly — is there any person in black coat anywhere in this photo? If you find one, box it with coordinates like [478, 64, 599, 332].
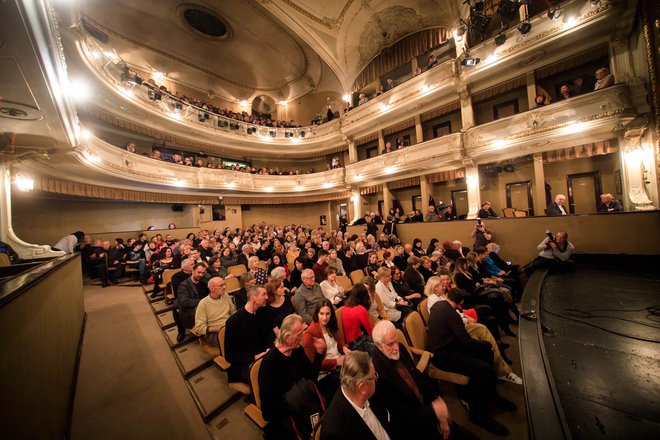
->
[259, 314, 324, 439]
[427, 289, 515, 436]
[176, 263, 209, 330]
[371, 320, 479, 440]
[320, 351, 399, 440]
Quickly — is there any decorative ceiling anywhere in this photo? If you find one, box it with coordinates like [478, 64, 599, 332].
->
[77, 0, 464, 100]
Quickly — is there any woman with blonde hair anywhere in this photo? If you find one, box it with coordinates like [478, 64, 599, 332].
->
[362, 275, 389, 324]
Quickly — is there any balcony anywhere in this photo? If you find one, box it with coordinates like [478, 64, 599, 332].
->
[70, 32, 345, 157]
[76, 135, 347, 195]
[344, 133, 463, 186]
[465, 84, 635, 162]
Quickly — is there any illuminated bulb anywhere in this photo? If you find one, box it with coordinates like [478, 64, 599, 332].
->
[70, 78, 91, 102]
[323, 182, 334, 189]
[565, 16, 577, 28]
[384, 166, 397, 174]
[421, 85, 432, 93]
[173, 179, 186, 187]
[492, 139, 508, 148]
[565, 122, 586, 134]
[295, 185, 304, 191]
[264, 186, 273, 192]
[16, 176, 34, 192]
[342, 94, 351, 103]
[354, 174, 363, 181]
[278, 100, 287, 106]
[152, 71, 166, 82]
[239, 100, 249, 108]
[81, 129, 92, 140]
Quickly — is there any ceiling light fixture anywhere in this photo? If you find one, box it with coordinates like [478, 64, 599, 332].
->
[342, 94, 351, 103]
[152, 71, 166, 82]
[14, 174, 34, 192]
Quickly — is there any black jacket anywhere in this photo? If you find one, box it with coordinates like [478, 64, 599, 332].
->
[320, 388, 398, 440]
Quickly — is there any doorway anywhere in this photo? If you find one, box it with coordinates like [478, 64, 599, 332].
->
[567, 172, 601, 214]
[505, 181, 534, 216]
[451, 190, 469, 219]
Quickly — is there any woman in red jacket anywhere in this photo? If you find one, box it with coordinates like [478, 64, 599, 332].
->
[302, 299, 351, 400]
[341, 284, 375, 353]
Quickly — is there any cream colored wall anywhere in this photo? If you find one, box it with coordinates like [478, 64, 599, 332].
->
[391, 187, 420, 214]
[349, 211, 660, 264]
[11, 194, 195, 246]
[544, 153, 619, 204]
[433, 179, 468, 207]
[421, 111, 463, 142]
[241, 202, 331, 228]
[480, 160, 535, 214]
[278, 91, 343, 126]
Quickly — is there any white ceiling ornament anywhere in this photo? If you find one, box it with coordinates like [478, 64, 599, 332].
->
[358, 6, 423, 64]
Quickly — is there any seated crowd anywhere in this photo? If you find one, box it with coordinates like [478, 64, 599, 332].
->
[70, 217, 579, 438]
[117, 61, 301, 129]
[123, 142, 318, 175]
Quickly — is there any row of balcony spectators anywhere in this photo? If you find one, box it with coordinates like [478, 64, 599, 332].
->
[123, 142, 342, 175]
[117, 61, 302, 129]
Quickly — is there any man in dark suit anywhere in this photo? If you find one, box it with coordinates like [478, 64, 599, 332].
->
[546, 194, 568, 216]
[320, 351, 398, 440]
[371, 320, 478, 440]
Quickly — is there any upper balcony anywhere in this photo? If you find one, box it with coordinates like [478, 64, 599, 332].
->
[69, 32, 346, 158]
[465, 83, 636, 163]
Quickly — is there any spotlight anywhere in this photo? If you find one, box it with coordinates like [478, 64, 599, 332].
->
[460, 50, 481, 67]
[518, 20, 532, 35]
[495, 33, 507, 45]
[547, 5, 563, 20]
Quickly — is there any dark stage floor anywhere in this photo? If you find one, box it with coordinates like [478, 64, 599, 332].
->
[539, 260, 660, 440]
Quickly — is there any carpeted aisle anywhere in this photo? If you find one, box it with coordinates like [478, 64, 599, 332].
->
[70, 283, 213, 440]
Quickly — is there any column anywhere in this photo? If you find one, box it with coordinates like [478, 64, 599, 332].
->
[458, 82, 475, 130]
[382, 183, 393, 217]
[464, 163, 481, 219]
[411, 57, 418, 76]
[414, 115, 423, 145]
[350, 188, 363, 223]
[526, 72, 537, 110]
[345, 136, 358, 164]
[420, 177, 431, 218]
[377, 130, 385, 154]
[620, 127, 656, 210]
[0, 162, 62, 259]
[532, 153, 547, 216]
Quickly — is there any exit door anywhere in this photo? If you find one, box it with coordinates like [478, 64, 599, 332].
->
[451, 190, 468, 219]
[567, 172, 601, 214]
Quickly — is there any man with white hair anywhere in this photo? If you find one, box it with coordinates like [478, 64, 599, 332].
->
[597, 193, 623, 213]
[237, 243, 254, 267]
[371, 320, 477, 440]
[321, 351, 396, 440]
[192, 277, 235, 356]
[546, 194, 568, 216]
[293, 268, 324, 324]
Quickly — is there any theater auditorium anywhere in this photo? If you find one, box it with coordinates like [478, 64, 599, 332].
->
[1, 0, 658, 439]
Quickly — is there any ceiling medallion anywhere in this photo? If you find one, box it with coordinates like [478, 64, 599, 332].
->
[177, 3, 232, 40]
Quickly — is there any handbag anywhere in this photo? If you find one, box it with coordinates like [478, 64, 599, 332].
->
[284, 378, 325, 440]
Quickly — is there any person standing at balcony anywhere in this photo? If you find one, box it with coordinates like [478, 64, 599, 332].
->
[382, 141, 393, 154]
[546, 194, 568, 216]
[558, 84, 572, 100]
[385, 78, 396, 91]
[424, 205, 441, 222]
[358, 93, 368, 106]
[477, 202, 498, 219]
[427, 54, 438, 70]
[594, 67, 615, 90]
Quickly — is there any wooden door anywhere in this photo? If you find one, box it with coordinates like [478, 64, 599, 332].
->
[567, 172, 601, 214]
[451, 190, 469, 219]
[506, 181, 534, 216]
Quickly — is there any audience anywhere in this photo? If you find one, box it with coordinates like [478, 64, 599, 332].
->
[192, 276, 234, 356]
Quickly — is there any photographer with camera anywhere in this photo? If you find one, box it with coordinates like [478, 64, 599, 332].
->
[523, 230, 575, 276]
[471, 218, 492, 251]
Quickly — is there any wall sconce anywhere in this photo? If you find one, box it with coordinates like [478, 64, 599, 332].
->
[13, 174, 35, 192]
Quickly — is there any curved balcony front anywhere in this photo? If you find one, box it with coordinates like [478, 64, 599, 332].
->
[74, 135, 347, 196]
[69, 31, 346, 158]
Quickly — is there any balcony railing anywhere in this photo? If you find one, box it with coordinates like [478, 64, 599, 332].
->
[77, 135, 347, 194]
[78, 35, 341, 144]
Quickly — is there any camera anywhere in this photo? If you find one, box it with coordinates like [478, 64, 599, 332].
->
[545, 230, 555, 242]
